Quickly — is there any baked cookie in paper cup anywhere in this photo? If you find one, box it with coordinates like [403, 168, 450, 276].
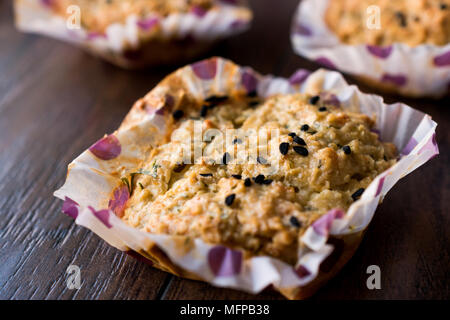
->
[54, 57, 438, 299]
[291, 0, 450, 98]
[14, 0, 252, 69]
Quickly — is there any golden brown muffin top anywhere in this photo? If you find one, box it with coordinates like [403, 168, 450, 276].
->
[120, 92, 397, 264]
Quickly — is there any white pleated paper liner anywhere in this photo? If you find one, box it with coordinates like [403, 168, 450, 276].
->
[54, 57, 438, 297]
[291, 0, 450, 98]
[14, 0, 252, 67]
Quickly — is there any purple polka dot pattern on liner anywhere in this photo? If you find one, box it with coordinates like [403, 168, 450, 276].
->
[191, 6, 207, 17]
[208, 245, 243, 277]
[433, 50, 450, 67]
[62, 197, 79, 219]
[419, 133, 439, 156]
[87, 32, 106, 40]
[192, 58, 217, 80]
[89, 206, 112, 228]
[315, 57, 336, 70]
[320, 92, 340, 107]
[375, 176, 385, 197]
[381, 74, 408, 87]
[293, 23, 312, 36]
[367, 45, 393, 59]
[146, 94, 174, 115]
[40, 0, 53, 6]
[295, 265, 311, 279]
[89, 134, 121, 160]
[108, 185, 130, 218]
[137, 17, 159, 31]
[401, 137, 418, 155]
[241, 70, 258, 93]
[289, 69, 311, 85]
[312, 209, 344, 236]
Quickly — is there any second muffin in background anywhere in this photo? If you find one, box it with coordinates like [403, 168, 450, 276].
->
[291, 0, 450, 98]
[14, 0, 252, 68]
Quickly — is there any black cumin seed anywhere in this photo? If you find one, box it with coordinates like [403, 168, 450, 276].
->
[225, 194, 235, 206]
[257, 156, 268, 165]
[200, 173, 213, 177]
[279, 142, 289, 155]
[244, 177, 252, 186]
[290, 216, 301, 228]
[249, 101, 260, 107]
[200, 105, 209, 117]
[351, 188, 365, 201]
[300, 124, 309, 132]
[232, 138, 243, 144]
[441, 3, 448, 10]
[172, 109, 184, 120]
[293, 186, 299, 193]
[205, 95, 228, 105]
[293, 146, 309, 156]
[343, 145, 351, 155]
[293, 136, 306, 146]
[309, 95, 320, 105]
[288, 132, 297, 137]
[395, 12, 407, 27]
[254, 174, 265, 184]
[232, 174, 242, 179]
[222, 152, 231, 165]
[247, 90, 258, 97]
[318, 106, 327, 112]
[262, 179, 273, 185]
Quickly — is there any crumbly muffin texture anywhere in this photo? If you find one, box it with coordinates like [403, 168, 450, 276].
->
[51, 0, 214, 32]
[120, 92, 397, 265]
[326, 0, 450, 46]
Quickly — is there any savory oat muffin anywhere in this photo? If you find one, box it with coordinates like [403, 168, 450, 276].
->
[326, 0, 450, 47]
[15, 0, 252, 68]
[120, 91, 397, 265]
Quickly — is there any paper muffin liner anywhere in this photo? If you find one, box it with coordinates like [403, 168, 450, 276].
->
[14, 0, 252, 68]
[291, 0, 450, 98]
[54, 57, 438, 299]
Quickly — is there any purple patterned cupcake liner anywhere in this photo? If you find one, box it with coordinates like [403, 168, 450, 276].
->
[14, 0, 252, 68]
[54, 57, 438, 299]
[291, 0, 450, 98]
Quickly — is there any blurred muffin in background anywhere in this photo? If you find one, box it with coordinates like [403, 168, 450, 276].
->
[15, 0, 252, 68]
[291, 0, 450, 98]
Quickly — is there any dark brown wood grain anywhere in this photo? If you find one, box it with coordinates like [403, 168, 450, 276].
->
[0, 0, 448, 300]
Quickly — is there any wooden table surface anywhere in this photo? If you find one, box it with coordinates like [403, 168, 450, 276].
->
[0, 0, 448, 300]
